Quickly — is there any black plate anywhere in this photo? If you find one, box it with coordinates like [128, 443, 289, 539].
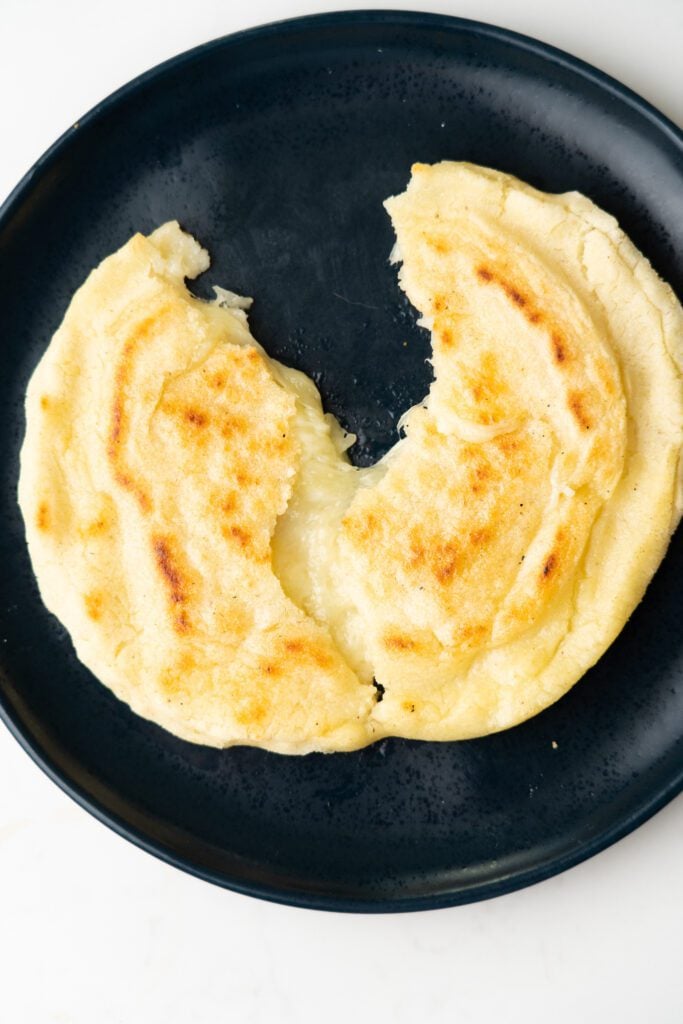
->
[1, 11, 682, 912]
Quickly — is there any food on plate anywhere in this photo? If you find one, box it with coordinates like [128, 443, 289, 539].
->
[341, 162, 683, 739]
[18, 223, 373, 753]
[19, 162, 683, 751]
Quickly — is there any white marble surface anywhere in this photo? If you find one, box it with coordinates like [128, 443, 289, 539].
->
[1, 2, 681, 1021]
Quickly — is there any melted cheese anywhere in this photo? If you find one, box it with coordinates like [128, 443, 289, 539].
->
[270, 359, 394, 681]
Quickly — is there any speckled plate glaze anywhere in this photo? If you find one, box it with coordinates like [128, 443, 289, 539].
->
[1, 11, 682, 911]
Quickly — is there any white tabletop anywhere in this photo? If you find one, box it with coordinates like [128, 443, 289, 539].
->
[1, 2, 681, 1021]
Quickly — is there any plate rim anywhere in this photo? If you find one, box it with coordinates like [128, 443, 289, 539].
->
[1, 8, 682, 913]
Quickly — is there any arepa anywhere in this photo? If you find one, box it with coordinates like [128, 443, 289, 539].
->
[18, 223, 374, 753]
[18, 163, 683, 750]
[339, 161, 683, 740]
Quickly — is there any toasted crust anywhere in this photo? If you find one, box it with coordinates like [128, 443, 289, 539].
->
[18, 164, 683, 750]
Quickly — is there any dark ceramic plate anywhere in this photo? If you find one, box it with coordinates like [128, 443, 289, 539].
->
[1, 11, 682, 912]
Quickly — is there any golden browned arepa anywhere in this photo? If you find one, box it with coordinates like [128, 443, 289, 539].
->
[339, 161, 683, 739]
[18, 163, 683, 751]
[18, 223, 373, 753]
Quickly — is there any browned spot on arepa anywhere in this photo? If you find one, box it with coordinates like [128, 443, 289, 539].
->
[568, 390, 592, 430]
[108, 326, 158, 514]
[84, 590, 105, 621]
[383, 632, 417, 652]
[152, 534, 193, 635]
[36, 501, 50, 532]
